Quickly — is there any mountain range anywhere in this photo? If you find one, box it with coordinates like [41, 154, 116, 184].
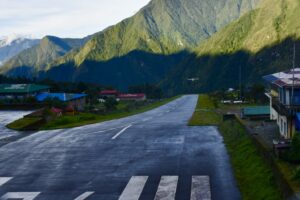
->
[1, 0, 299, 95]
[0, 35, 39, 66]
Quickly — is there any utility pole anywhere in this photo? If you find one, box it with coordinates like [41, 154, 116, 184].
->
[239, 64, 242, 100]
[291, 39, 296, 138]
[292, 41, 296, 107]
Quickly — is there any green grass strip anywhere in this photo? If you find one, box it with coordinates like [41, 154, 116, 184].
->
[219, 120, 282, 200]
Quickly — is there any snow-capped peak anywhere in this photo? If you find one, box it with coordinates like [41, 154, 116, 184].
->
[0, 34, 33, 48]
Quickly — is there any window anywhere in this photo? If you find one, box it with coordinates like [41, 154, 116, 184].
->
[284, 122, 287, 136]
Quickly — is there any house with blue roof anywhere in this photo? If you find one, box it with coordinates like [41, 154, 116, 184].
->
[264, 68, 300, 139]
[36, 92, 88, 111]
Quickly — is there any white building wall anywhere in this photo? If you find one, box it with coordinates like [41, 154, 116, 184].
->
[277, 114, 288, 138]
[266, 93, 289, 138]
[270, 107, 278, 120]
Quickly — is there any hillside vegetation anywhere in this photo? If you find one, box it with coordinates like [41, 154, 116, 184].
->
[161, 0, 300, 95]
[54, 0, 260, 66]
[197, 0, 300, 54]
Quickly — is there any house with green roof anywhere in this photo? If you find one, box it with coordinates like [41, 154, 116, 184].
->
[0, 84, 50, 99]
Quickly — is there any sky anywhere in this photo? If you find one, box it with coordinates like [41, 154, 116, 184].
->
[0, 0, 151, 39]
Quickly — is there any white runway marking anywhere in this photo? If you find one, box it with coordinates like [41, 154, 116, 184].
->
[74, 192, 95, 200]
[118, 176, 148, 200]
[0, 177, 12, 187]
[112, 124, 132, 140]
[1, 192, 41, 200]
[89, 126, 126, 134]
[142, 117, 152, 122]
[154, 176, 178, 200]
[191, 176, 211, 200]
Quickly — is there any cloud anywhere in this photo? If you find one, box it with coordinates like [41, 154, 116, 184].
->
[0, 0, 151, 38]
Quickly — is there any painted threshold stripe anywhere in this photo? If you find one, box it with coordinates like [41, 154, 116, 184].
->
[112, 124, 132, 140]
[1, 192, 41, 200]
[154, 176, 178, 200]
[191, 176, 211, 200]
[0, 177, 12, 187]
[74, 192, 95, 200]
[118, 176, 148, 200]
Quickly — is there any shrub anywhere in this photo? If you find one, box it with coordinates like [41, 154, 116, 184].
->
[104, 97, 118, 111]
[281, 133, 300, 163]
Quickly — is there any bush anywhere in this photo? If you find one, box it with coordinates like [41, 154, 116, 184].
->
[79, 114, 97, 121]
[281, 133, 300, 163]
[104, 97, 118, 111]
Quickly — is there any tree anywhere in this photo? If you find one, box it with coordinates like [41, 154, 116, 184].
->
[104, 97, 118, 111]
[282, 133, 300, 163]
[44, 97, 67, 109]
[247, 84, 267, 104]
[128, 84, 163, 99]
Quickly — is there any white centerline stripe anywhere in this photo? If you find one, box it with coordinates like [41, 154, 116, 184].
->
[89, 126, 127, 134]
[0, 177, 12, 187]
[1, 192, 41, 200]
[191, 176, 211, 200]
[74, 192, 95, 200]
[154, 176, 178, 200]
[118, 176, 148, 200]
[112, 125, 132, 140]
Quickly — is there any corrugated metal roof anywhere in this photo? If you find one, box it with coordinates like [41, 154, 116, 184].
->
[242, 106, 270, 116]
[0, 84, 50, 94]
[263, 74, 279, 82]
[36, 93, 87, 102]
[263, 68, 300, 87]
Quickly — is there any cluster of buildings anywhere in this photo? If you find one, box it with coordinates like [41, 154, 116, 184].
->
[0, 84, 147, 112]
[99, 90, 146, 101]
[0, 84, 87, 111]
[264, 68, 300, 139]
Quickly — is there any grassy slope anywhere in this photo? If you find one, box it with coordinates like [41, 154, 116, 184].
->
[7, 117, 42, 130]
[41, 96, 180, 130]
[220, 120, 282, 200]
[189, 94, 282, 199]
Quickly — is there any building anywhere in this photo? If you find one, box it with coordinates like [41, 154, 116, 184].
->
[0, 84, 50, 99]
[36, 93, 87, 111]
[118, 93, 146, 101]
[241, 106, 270, 120]
[99, 90, 119, 99]
[263, 68, 300, 138]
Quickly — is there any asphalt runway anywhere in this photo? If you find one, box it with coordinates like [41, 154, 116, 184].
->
[0, 95, 240, 200]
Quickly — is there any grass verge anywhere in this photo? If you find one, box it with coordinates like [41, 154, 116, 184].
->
[188, 94, 222, 126]
[7, 117, 43, 130]
[189, 94, 282, 199]
[220, 120, 282, 200]
[40, 96, 180, 130]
